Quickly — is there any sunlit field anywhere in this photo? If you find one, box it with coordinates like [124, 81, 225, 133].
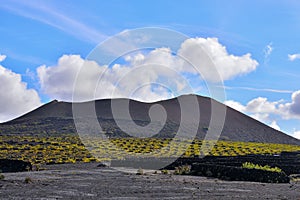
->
[1, 135, 299, 167]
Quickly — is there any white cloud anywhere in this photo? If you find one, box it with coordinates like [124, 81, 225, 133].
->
[250, 113, 270, 123]
[178, 37, 258, 82]
[37, 54, 177, 102]
[279, 90, 300, 119]
[290, 91, 300, 115]
[270, 121, 281, 131]
[224, 100, 246, 112]
[225, 99, 272, 123]
[225, 97, 279, 116]
[37, 37, 258, 102]
[293, 131, 300, 139]
[288, 54, 300, 61]
[225, 90, 300, 126]
[0, 54, 6, 62]
[37, 54, 107, 101]
[225, 98, 284, 130]
[0, 56, 41, 122]
[246, 97, 279, 114]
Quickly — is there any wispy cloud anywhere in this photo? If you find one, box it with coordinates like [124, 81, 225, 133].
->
[0, 1, 107, 44]
[2, 49, 50, 66]
[288, 53, 300, 61]
[263, 42, 273, 64]
[222, 86, 293, 94]
[169, 23, 253, 49]
[0, 55, 6, 62]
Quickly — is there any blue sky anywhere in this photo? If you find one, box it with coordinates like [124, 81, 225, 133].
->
[0, 0, 300, 139]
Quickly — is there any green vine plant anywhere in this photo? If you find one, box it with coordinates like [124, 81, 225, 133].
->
[242, 162, 282, 173]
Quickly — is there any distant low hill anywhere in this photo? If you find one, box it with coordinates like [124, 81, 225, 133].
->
[1, 95, 299, 145]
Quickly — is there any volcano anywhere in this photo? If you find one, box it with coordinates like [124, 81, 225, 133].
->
[1, 94, 299, 145]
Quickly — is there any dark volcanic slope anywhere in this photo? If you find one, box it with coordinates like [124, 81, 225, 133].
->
[1, 95, 299, 145]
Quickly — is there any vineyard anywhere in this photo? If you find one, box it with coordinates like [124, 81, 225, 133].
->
[0, 135, 299, 166]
